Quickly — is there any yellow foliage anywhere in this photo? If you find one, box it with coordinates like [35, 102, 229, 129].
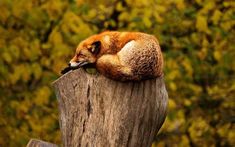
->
[34, 86, 51, 106]
[196, 15, 211, 34]
[168, 99, 177, 110]
[197, 47, 208, 60]
[41, 0, 66, 20]
[169, 82, 177, 91]
[211, 10, 222, 25]
[213, 50, 222, 61]
[0, 0, 234, 146]
[182, 58, 193, 77]
[49, 29, 63, 45]
[183, 99, 191, 107]
[2, 52, 12, 63]
[179, 135, 190, 147]
[228, 131, 235, 145]
[174, 0, 186, 10]
[0, 2, 10, 23]
[153, 12, 164, 23]
[143, 17, 152, 28]
[199, 1, 215, 15]
[189, 117, 215, 146]
[217, 123, 231, 138]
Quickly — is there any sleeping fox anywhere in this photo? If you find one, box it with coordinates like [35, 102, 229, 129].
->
[61, 31, 164, 81]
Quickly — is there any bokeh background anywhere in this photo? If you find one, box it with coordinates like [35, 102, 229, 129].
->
[0, 0, 234, 146]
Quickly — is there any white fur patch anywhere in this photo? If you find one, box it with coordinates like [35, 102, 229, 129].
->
[117, 40, 136, 66]
[103, 35, 110, 44]
[70, 61, 79, 67]
[118, 40, 136, 55]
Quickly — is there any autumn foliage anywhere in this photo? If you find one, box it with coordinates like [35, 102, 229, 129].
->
[0, 0, 234, 146]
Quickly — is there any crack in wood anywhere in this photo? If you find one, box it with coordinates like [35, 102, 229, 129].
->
[52, 69, 168, 147]
[87, 84, 92, 118]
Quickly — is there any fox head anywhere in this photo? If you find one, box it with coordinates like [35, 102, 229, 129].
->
[69, 39, 101, 68]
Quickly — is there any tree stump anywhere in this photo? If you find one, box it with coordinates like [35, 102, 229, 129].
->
[52, 69, 168, 147]
[26, 139, 58, 147]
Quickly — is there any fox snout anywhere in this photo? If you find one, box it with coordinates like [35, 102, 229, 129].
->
[69, 56, 79, 67]
[69, 59, 89, 68]
[69, 61, 80, 67]
[61, 59, 89, 75]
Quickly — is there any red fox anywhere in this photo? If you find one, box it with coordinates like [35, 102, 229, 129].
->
[62, 31, 164, 81]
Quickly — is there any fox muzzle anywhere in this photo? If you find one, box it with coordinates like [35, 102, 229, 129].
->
[69, 61, 89, 68]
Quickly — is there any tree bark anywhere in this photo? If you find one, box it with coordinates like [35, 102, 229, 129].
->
[52, 69, 168, 147]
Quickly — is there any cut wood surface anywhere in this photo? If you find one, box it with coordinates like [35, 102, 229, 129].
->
[52, 69, 168, 147]
[26, 139, 58, 147]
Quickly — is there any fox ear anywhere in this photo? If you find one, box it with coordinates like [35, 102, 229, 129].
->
[91, 41, 101, 54]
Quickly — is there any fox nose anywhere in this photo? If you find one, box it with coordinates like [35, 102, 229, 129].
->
[69, 61, 80, 67]
[68, 63, 71, 66]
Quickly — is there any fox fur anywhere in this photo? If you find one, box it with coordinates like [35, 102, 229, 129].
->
[68, 31, 163, 81]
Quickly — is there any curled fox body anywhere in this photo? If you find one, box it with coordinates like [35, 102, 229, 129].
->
[67, 31, 163, 81]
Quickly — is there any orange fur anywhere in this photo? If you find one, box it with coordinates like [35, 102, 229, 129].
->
[70, 31, 163, 81]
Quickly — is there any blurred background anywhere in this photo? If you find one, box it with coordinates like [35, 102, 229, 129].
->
[0, 0, 234, 146]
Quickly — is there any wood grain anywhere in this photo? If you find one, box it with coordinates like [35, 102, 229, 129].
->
[52, 69, 168, 147]
[26, 139, 57, 147]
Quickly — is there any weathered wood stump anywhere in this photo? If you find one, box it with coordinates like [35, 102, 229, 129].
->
[26, 139, 57, 147]
[52, 69, 168, 147]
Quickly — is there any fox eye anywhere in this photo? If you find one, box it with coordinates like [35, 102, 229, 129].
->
[76, 53, 85, 58]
